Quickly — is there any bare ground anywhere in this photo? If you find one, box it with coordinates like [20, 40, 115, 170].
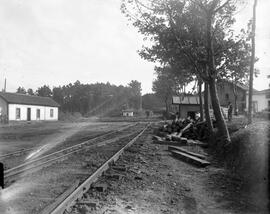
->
[71, 124, 269, 214]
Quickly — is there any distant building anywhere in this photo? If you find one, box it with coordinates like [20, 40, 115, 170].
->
[0, 92, 60, 123]
[246, 89, 270, 113]
[122, 109, 134, 117]
[171, 95, 200, 119]
[215, 80, 249, 113]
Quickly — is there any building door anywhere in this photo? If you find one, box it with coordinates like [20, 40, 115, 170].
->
[27, 108, 31, 121]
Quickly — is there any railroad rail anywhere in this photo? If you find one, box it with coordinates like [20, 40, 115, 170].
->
[3, 123, 137, 182]
[45, 123, 150, 214]
[0, 123, 134, 161]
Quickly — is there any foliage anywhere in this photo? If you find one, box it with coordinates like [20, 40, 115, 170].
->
[142, 93, 164, 110]
[16, 86, 26, 94]
[128, 80, 142, 109]
[16, 80, 142, 116]
[36, 85, 53, 97]
[27, 88, 35, 95]
[122, 0, 253, 144]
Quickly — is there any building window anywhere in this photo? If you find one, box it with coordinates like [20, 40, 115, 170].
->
[225, 93, 229, 100]
[36, 109, 40, 119]
[50, 109, 54, 117]
[16, 108, 21, 119]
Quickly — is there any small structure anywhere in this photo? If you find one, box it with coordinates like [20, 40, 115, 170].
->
[172, 95, 200, 119]
[246, 89, 270, 113]
[0, 92, 60, 122]
[122, 109, 134, 117]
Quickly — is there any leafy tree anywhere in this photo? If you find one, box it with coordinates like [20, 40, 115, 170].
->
[152, 66, 183, 116]
[122, 0, 251, 144]
[16, 87, 26, 94]
[27, 88, 35, 95]
[142, 93, 164, 110]
[128, 80, 142, 109]
[36, 85, 52, 97]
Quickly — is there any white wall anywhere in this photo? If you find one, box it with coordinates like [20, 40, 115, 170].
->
[8, 104, 58, 121]
[246, 93, 270, 112]
[123, 112, 133, 117]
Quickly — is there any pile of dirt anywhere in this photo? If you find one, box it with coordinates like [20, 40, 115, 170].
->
[224, 121, 269, 208]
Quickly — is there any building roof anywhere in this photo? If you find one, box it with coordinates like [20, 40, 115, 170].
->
[217, 79, 250, 91]
[172, 95, 200, 105]
[122, 109, 134, 112]
[0, 92, 60, 107]
[252, 88, 270, 95]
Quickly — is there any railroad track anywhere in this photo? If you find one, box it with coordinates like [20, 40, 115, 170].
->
[3, 123, 138, 182]
[0, 122, 150, 214]
[45, 123, 150, 214]
[0, 123, 134, 161]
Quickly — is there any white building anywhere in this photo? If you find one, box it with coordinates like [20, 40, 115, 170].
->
[0, 92, 60, 122]
[122, 109, 134, 117]
[246, 89, 270, 113]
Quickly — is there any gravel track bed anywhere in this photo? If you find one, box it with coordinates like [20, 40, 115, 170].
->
[0, 123, 146, 214]
[1, 123, 130, 170]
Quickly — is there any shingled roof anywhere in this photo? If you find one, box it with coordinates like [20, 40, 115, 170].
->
[0, 92, 60, 107]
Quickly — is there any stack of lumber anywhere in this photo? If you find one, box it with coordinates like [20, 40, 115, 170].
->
[153, 117, 211, 167]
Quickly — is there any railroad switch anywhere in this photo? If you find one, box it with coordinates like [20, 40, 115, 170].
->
[0, 162, 4, 189]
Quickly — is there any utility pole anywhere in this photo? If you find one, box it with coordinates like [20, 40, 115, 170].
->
[248, 0, 257, 124]
[4, 78, 6, 92]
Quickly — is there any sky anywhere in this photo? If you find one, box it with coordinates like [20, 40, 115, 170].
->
[0, 0, 269, 95]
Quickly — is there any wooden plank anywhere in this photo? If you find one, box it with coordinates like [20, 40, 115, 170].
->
[168, 146, 207, 160]
[187, 139, 208, 148]
[170, 150, 210, 167]
[41, 180, 80, 214]
[153, 139, 183, 146]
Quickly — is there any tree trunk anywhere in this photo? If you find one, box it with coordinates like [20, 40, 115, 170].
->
[165, 98, 169, 118]
[234, 94, 238, 115]
[198, 79, 204, 121]
[233, 83, 238, 115]
[206, 10, 230, 145]
[204, 82, 213, 134]
[209, 77, 231, 144]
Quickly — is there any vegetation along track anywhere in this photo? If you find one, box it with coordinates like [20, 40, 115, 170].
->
[3, 123, 138, 184]
[0, 122, 149, 214]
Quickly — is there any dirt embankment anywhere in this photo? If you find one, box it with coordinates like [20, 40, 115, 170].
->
[222, 120, 269, 210]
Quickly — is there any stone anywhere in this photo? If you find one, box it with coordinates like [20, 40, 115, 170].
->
[93, 183, 108, 192]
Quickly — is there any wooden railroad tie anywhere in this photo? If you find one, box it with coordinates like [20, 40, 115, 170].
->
[169, 149, 210, 167]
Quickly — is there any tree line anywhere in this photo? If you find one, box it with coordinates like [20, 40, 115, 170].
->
[16, 80, 142, 116]
[122, 0, 254, 145]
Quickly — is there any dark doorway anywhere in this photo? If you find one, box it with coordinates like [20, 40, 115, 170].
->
[27, 108, 31, 121]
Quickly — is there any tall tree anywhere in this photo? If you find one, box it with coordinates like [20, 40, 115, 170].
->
[122, 0, 248, 144]
[16, 86, 26, 94]
[36, 85, 52, 97]
[128, 80, 142, 109]
[152, 66, 183, 116]
[27, 88, 35, 95]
